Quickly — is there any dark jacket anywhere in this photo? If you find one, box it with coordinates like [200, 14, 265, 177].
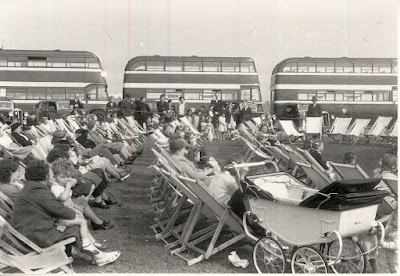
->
[309, 150, 329, 170]
[157, 101, 169, 114]
[11, 132, 32, 147]
[307, 104, 322, 117]
[11, 180, 78, 248]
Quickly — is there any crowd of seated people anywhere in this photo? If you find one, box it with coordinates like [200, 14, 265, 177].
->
[0, 111, 147, 269]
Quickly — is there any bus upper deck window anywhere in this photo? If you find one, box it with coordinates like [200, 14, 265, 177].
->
[360, 63, 373, 73]
[47, 57, 66, 68]
[28, 57, 47, 67]
[240, 62, 255, 73]
[203, 62, 221, 72]
[392, 65, 398, 73]
[373, 63, 391, 73]
[184, 62, 202, 72]
[131, 61, 145, 71]
[147, 61, 164, 71]
[165, 62, 183, 72]
[222, 62, 239, 72]
[283, 63, 297, 72]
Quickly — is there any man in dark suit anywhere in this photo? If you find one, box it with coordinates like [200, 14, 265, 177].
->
[156, 94, 169, 120]
[307, 96, 322, 117]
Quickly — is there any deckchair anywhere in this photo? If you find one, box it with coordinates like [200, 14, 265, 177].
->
[259, 145, 290, 170]
[152, 165, 216, 252]
[342, 119, 371, 144]
[363, 116, 392, 145]
[378, 120, 398, 145]
[251, 116, 262, 126]
[326, 117, 352, 143]
[169, 172, 247, 266]
[284, 148, 310, 178]
[244, 120, 259, 133]
[0, 191, 13, 221]
[278, 120, 304, 144]
[0, 215, 75, 274]
[234, 135, 272, 162]
[330, 163, 369, 180]
[179, 116, 201, 136]
[295, 162, 331, 190]
[382, 178, 398, 198]
[305, 116, 323, 139]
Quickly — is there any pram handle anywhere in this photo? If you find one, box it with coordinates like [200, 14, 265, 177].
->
[225, 161, 279, 192]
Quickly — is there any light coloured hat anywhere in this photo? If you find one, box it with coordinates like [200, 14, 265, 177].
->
[155, 137, 169, 148]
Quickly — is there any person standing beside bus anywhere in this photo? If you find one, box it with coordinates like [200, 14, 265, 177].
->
[178, 96, 187, 118]
[136, 97, 150, 127]
[306, 96, 322, 117]
[69, 94, 84, 113]
[118, 94, 135, 117]
[106, 96, 117, 115]
[157, 94, 169, 120]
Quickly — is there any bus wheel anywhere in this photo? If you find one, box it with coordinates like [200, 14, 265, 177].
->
[90, 110, 107, 122]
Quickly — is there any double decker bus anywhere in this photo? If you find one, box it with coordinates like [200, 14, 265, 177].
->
[0, 49, 109, 120]
[123, 55, 262, 112]
[271, 57, 398, 121]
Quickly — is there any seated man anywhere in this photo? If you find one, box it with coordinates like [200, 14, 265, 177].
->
[0, 127, 32, 160]
[10, 123, 47, 161]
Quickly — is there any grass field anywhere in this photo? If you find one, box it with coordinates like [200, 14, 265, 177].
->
[73, 138, 393, 273]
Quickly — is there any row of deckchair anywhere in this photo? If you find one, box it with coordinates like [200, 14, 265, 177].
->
[277, 116, 397, 145]
[149, 144, 249, 266]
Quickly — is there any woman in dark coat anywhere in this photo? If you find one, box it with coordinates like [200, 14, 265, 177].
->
[11, 160, 81, 249]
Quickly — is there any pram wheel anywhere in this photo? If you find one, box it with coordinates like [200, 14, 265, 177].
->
[253, 237, 286, 273]
[291, 246, 328, 273]
[328, 238, 366, 273]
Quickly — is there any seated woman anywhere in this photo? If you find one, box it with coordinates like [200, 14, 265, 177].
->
[11, 160, 120, 266]
[309, 140, 335, 179]
[206, 154, 245, 206]
[169, 139, 214, 187]
[0, 158, 24, 201]
[258, 123, 279, 146]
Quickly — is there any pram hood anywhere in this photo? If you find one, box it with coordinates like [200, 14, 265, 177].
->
[299, 178, 390, 211]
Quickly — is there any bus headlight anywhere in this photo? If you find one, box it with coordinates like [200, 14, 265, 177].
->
[331, 114, 336, 120]
[8, 111, 13, 117]
[24, 112, 29, 117]
[101, 71, 108, 78]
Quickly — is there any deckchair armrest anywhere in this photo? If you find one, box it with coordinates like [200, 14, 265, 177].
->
[42, 237, 76, 252]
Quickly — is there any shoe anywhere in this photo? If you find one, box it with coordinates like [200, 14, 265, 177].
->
[90, 201, 110, 209]
[127, 155, 138, 163]
[94, 251, 121, 266]
[82, 244, 100, 255]
[92, 221, 115, 230]
[119, 171, 130, 181]
[104, 199, 118, 205]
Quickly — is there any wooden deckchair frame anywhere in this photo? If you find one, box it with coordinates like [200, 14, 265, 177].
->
[342, 119, 371, 144]
[326, 117, 352, 143]
[278, 120, 304, 144]
[305, 116, 323, 139]
[363, 116, 393, 145]
[295, 162, 331, 190]
[330, 163, 369, 180]
[169, 173, 247, 266]
[0, 215, 75, 274]
[378, 120, 398, 145]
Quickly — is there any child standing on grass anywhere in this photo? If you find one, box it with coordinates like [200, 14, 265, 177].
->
[205, 116, 215, 141]
[218, 113, 227, 140]
[379, 207, 398, 273]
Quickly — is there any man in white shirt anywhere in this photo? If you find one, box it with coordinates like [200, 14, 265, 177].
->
[178, 96, 187, 118]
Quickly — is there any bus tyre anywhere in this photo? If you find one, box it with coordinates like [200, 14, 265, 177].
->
[91, 110, 107, 122]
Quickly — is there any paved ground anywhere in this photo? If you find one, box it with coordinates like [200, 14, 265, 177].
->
[73, 138, 392, 273]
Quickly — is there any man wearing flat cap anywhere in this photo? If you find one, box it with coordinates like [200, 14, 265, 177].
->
[306, 96, 322, 117]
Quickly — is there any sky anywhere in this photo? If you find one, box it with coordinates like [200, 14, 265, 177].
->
[0, 0, 398, 102]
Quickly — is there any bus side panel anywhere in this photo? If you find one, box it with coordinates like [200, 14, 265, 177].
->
[123, 73, 259, 85]
[0, 71, 104, 83]
[274, 74, 396, 85]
